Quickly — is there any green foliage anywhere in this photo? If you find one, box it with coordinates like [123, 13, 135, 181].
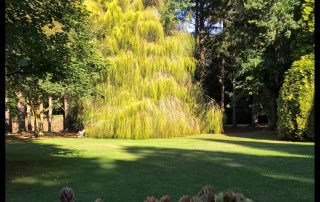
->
[293, 0, 314, 59]
[159, 0, 192, 35]
[67, 99, 86, 131]
[239, 0, 301, 87]
[5, 0, 90, 81]
[138, 20, 164, 42]
[301, 0, 314, 32]
[277, 53, 314, 140]
[143, 0, 164, 8]
[5, 0, 107, 129]
[204, 0, 313, 128]
[202, 103, 224, 134]
[83, 0, 222, 138]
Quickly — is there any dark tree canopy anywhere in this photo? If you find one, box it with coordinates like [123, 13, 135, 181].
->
[5, 0, 105, 97]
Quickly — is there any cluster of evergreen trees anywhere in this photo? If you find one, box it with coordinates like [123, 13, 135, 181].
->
[184, 0, 314, 140]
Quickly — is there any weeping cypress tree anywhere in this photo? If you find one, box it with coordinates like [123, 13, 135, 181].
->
[82, 0, 223, 138]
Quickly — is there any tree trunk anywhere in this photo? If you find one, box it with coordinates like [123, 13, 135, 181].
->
[5, 95, 12, 133]
[220, 58, 225, 111]
[267, 46, 279, 130]
[39, 102, 44, 131]
[33, 109, 38, 132]
[251, 94, 259, 127]
[199, 1, 204, 35]
[198, 1, 206, 81]
[195, 0, 199, 37]
[26, 104, 32, 131]
[63, 96, 72, 131]
[232, 80, 237, 127]
[17, 93, 26, 132]
[268, 92, 277, 130]
[47, 96, 53, 132]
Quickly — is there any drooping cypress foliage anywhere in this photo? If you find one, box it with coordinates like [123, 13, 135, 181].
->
[83, 0, 223, 138]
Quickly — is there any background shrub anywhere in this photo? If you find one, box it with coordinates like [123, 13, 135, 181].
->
[277, 53, 314, 140]
[202, 102, 224, 134]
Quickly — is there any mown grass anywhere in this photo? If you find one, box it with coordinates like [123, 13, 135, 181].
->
[5, 131, 314, 202]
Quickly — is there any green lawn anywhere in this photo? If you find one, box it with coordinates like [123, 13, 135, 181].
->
[5, 132, 314, 202]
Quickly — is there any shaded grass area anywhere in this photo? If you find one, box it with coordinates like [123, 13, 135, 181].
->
[5, 133, 314, 202]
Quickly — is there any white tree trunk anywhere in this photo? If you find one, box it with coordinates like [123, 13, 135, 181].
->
[63, 96, 71, 131]
[17, 93, 26, 132]
[39, 102, 44, 131]
[26, 104, 32, 131]
[5, 95, 12, 133]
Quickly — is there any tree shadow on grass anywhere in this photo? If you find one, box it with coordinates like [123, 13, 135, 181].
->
[194, 137, 314, 157]
[6, 139, 314, 202]
[5, 140, 105, 202]
[223, 126, 279, 141]
[120, 146, 313, 202]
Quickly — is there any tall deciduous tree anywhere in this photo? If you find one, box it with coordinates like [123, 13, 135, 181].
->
[5, 0, 107, 133]
[6, 0, 89, 80]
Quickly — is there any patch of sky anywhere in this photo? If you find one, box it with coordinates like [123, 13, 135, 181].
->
[175, 9, 223, 35]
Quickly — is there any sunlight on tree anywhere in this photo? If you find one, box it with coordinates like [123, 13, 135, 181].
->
[82, 0, 223, 138]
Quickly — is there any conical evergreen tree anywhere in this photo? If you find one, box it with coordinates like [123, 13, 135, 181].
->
[82, 0, 223, 138]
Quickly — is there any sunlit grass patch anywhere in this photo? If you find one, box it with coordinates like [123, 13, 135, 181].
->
[6, 133, 314, 202]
